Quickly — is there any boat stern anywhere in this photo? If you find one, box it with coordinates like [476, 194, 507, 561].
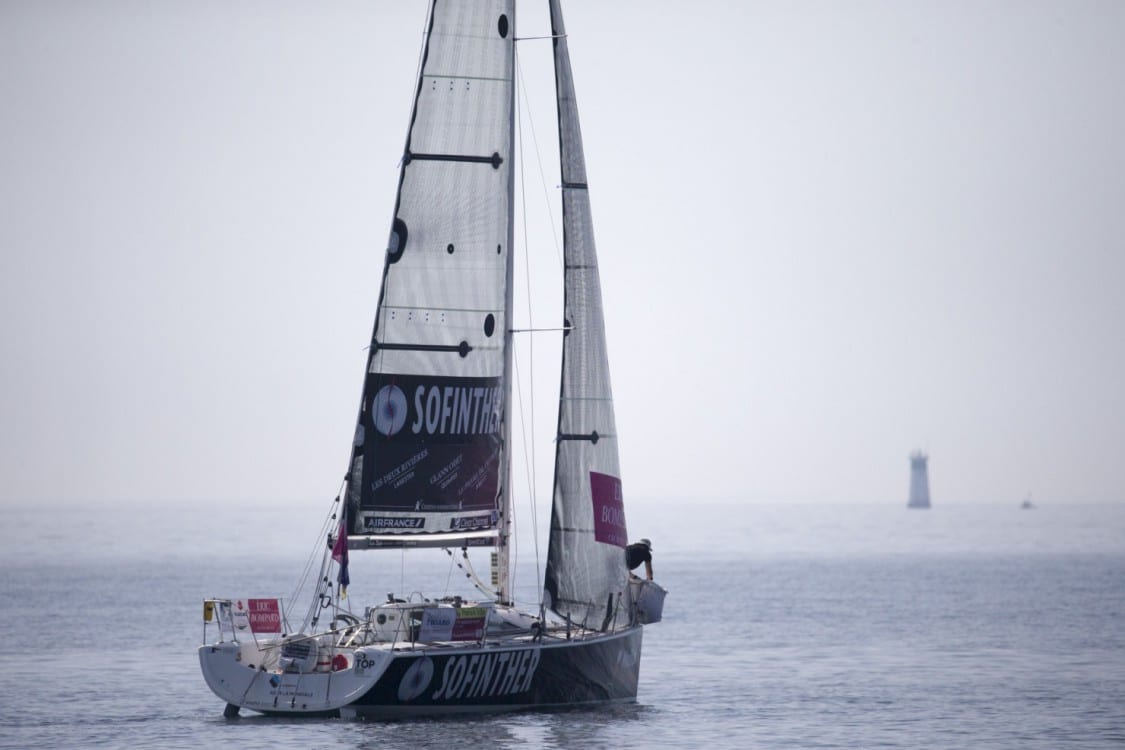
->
[199, 640, 392, 715]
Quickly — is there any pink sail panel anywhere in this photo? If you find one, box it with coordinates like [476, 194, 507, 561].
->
[590, 471, 627, 548]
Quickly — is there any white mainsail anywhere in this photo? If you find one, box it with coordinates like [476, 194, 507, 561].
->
[344, 1, 517, 576]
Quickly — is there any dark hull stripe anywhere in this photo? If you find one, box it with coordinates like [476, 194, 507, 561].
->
[346, 626, 643, 718]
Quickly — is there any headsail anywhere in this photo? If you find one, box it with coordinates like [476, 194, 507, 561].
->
[543, 0, 630, 630]
[345, 0, 517, 555]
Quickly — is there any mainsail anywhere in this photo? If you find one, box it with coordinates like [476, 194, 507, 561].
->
[344, 1, 517, 556]
[543, 0, 630, 630]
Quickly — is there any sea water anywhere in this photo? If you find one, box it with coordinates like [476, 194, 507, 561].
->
[1, 500, 1123, 749]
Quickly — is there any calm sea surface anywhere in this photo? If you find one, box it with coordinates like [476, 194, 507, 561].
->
[1, 500, 1123, 749]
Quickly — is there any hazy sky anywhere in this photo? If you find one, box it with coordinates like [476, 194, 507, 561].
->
[2, 0, 1123, 510]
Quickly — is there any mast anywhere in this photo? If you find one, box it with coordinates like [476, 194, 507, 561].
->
[495, 0, 517, 604]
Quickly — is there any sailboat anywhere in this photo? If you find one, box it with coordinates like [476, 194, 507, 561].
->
[198, 0, 665, 719]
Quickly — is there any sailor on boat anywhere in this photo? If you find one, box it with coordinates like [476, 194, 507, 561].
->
[626, 538, 654, 581]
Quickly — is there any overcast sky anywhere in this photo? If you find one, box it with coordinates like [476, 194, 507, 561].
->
[2, 0, 1123, 510]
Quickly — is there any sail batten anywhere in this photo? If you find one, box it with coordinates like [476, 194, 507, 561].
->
[424, 74, 510, 82]
[405, 152, 504, 166]
[349, 529, 499, 550]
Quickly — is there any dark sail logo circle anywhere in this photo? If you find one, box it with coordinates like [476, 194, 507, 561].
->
[372, 385, 408, 436]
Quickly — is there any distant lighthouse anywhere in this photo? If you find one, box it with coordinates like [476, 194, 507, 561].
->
[908, 451, 931, 509]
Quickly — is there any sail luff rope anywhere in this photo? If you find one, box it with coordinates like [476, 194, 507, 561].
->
[353, 2, 431, 592]
[309, 3, 432, 629]
[511, 348, 531, 598]
[443, 547, 456, 595]
[291, 483, 346, 632]
[515, 42, 565, 272]
[445, 548, 500, 599]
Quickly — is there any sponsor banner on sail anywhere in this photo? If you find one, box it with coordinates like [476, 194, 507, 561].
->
[362, 516, 425, 532]
[590, 471, 627, 547]
[357, 374, 503, 519]
[450, 512, 498, 532]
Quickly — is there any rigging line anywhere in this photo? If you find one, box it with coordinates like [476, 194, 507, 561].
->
[515, 45, 565, 275]
[512, 345, 534, 593]
[413, 2, 436, 109]
[347, 0, 431, 536]
[457, 549, 499, 599]
[443, 547, 456, 595]
[300, 528, 333, 634]
[290, 484, 344, 627]
[440, 549, 493, 599]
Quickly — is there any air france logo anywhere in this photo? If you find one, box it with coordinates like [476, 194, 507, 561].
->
[364, 516, 424, 530]
[372, 385, 409, 436]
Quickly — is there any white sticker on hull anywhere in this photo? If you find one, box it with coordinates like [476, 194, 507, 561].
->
[354, 653, 381, 676]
